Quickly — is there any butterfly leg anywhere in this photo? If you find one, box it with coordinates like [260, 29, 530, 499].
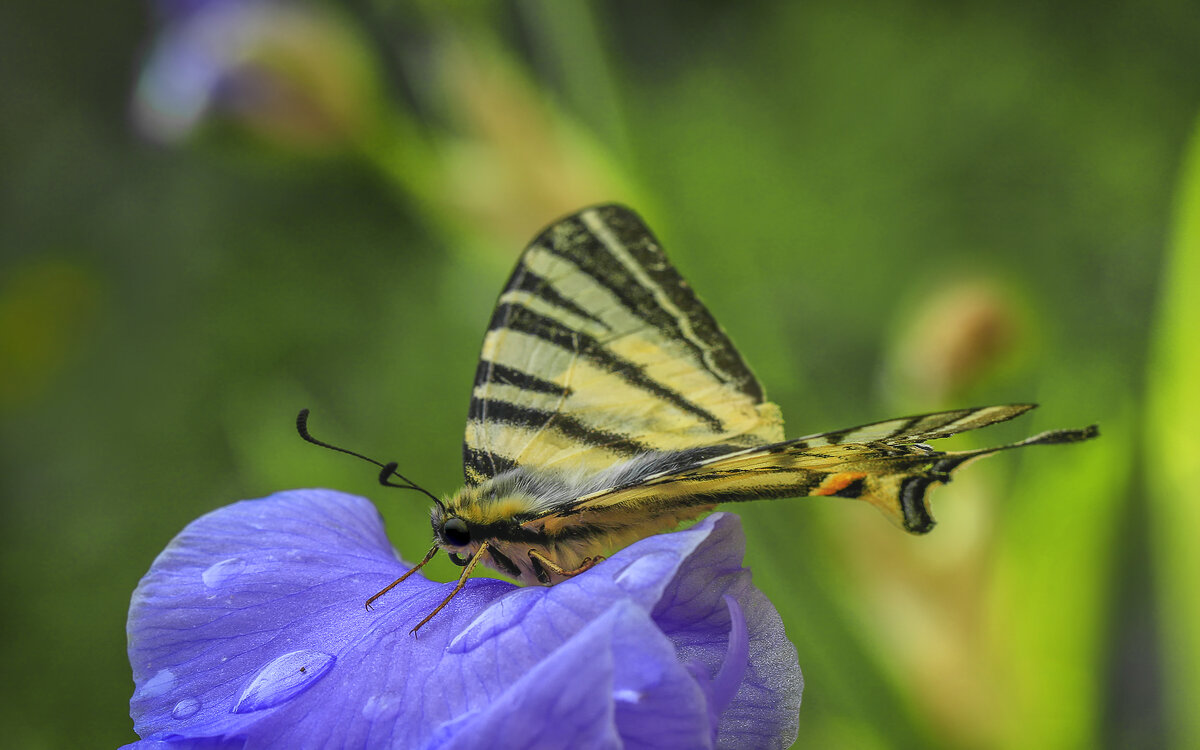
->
[528, 549, 606, 579]
[410, 541, 490, 635]
[366, 543, 440, 610]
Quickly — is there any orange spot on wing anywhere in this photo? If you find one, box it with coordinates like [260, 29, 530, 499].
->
[813, 472, 868, 496]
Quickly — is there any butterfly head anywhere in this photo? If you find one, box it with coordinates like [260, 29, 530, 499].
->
[439, 517, 472, 547]
[433, 480, 552, 561]
[429, 500, 482, 567]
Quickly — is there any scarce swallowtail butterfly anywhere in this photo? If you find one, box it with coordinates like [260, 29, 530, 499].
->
[299, 204, 1098, 632]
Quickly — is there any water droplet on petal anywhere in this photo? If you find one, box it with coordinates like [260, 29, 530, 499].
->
[202, 557, 246, 589]
[614, 688, 643, 704]
[171, 697, 201, 719]
[135, 668, 175, 699]
[232, 650, 336, 714]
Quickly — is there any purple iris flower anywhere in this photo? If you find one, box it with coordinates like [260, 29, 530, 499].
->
[124, 489, 802, 748]
[133, 0, 379, 148]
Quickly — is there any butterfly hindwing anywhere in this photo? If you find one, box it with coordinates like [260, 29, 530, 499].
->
[791, 403, 1037, 447]
[529, 405, 1099, 536]
[463, 204, 784, 485]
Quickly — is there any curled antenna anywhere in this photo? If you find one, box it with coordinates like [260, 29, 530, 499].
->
[296, 408, 445, 511]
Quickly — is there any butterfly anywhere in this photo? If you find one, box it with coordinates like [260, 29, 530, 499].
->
[299, 204, 1098, 632]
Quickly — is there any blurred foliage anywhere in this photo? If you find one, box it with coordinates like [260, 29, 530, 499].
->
[2, 0, 1197, 747]
[1148, 114, 1200, 749]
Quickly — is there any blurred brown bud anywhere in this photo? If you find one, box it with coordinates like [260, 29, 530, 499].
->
[886, 279, 1023, 403]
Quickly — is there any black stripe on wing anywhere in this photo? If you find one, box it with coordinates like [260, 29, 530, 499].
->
[464, 446, 516, 485]
[504, 266, 610, 330]
[467, 397, 649, 460]
[471, 360, 569, 399]
[550, 206, 765, 402]
[486, 303, 725, 431]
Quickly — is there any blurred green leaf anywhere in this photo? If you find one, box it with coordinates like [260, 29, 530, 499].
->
[1147, 113, 1200, 749]
[0, 258, 102, 412]
[988, 389, 1128, 749]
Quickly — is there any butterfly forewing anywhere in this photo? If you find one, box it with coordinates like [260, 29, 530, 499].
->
[463, 205, 784, 485]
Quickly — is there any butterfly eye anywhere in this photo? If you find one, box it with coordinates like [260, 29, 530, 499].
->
[442, 517, 471, 546]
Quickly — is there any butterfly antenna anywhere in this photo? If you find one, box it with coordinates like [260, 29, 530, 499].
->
[296, 408, 445, 510]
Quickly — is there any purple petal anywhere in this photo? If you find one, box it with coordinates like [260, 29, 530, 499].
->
[127, 490, 801, 748]
[427, 599, 716, 749]
[650, 514, 804, 748]
[122, 740, 245, 750]
[127, 489, 494, 745]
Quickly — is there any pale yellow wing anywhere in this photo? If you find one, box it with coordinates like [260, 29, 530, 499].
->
[463, 204, 783, 485]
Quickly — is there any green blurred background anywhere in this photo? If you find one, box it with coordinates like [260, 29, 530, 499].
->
[3, 1, 1199, 747]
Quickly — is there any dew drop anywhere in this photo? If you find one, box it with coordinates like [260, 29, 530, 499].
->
[232, 650, 336, 714]
[202, 557, 246, 589]
[171, 697, 201, 719]
[135, 668, 175, 700]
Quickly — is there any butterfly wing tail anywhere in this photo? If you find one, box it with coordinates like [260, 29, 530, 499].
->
[838, 423, 1100, 533]
[554, 413, 1097, 536]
